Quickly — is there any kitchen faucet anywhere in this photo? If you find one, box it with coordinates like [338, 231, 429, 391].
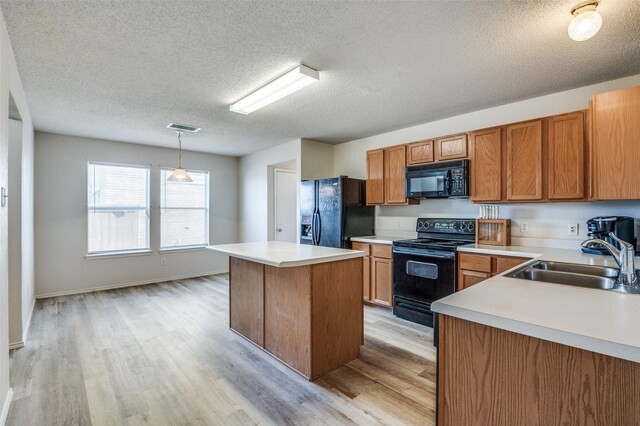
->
[582, 232, 638, 289]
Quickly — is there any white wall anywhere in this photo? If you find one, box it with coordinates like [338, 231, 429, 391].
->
[239, 138, 339, 243]
[333, 73, 640, 248]
[0, 10, 35, 423]
[239, 139, 301, 242]
[34, 132, 239, 298]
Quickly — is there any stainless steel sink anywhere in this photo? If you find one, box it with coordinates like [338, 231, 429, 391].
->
[506, 260, 640, 293]
[510, 268, 616, 290]
[531, 261, 619, 278]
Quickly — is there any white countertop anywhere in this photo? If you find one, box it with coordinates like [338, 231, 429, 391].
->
[351, 234, 414, 245]
[432, 244, 640, 363]
[207, 241, 366, 268]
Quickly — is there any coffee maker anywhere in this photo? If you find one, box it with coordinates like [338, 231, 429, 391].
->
[582, 216, 637, 255]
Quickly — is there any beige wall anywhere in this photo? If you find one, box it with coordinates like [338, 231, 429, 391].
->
[34, 132, 239, 297]
[0, 10, 35, 422]
[333, 73, 640, 248]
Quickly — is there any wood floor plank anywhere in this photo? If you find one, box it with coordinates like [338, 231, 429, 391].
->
[8, 274, 436, 425]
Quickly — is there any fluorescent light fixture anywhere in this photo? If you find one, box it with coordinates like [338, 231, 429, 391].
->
[230, 65, 319, 115]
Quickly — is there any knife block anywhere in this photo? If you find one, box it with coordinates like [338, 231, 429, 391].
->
[476, 219, 511, 246]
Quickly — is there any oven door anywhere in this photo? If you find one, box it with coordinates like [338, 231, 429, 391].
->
[392, 246, 456, 305]
[406, 168, 451, 198]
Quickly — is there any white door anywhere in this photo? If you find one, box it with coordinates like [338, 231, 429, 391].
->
[274, 169, 297, 242]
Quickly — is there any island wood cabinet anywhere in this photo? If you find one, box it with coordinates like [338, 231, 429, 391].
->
[438, 315, 640, 425]
[366, 145, 418, 205]
[589, 86, 640, 200]
[229, 256, 363, 381]
[352, 242, 393, 308]
[457, 252, 530, 291]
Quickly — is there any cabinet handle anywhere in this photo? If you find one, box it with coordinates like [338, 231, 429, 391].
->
[1, 187, 7, 207]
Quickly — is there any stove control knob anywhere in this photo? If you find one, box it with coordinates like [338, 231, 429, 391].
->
[460, 223, 467, 230]
[469, 222, 475, 231]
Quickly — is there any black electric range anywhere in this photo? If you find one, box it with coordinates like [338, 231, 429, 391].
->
[392, 218, 476, 329]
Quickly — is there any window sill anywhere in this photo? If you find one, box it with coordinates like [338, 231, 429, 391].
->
[85, 250, 152, 260]
[159, 246, 208, 254]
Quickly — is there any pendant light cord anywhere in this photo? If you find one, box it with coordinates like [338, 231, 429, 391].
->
[177, 130, 183, 168]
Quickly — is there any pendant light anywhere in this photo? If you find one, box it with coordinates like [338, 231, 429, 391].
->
[168, 130, 193, 182]
[568, 1, 602, 41]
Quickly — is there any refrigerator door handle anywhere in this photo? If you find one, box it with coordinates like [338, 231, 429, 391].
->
[314, 212, 321, 245]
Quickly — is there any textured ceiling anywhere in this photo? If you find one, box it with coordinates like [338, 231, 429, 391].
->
[1, 1, 639, 156]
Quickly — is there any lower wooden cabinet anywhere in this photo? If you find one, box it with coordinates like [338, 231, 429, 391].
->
[457, 252, 530, 291]
[353, 242, 393, 308]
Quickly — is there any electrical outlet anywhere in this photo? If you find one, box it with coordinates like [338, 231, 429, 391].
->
[568, 223, 579, 236]
[520, 222, 529, 234]
[161, 258, 167, 266]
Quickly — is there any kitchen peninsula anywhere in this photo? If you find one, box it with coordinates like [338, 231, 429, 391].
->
[208, 241, 365, 380]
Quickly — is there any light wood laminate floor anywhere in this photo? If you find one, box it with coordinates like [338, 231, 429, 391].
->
[8, 275, 436, 425]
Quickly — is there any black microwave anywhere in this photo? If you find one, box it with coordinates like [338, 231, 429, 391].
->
[405, 160, 469, 199]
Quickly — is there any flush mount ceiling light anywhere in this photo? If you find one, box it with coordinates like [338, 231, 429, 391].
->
[230, 65, 320, 115]
[167, 123, 200, 182]
[568, 0, 602, 41]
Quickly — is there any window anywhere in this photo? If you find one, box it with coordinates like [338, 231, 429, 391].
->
[160, 169, 209, 250]
[87, 162, 150, 255]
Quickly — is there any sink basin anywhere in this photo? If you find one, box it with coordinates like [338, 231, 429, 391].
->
[510, 268, 616, 290]
[505, 260, 640, 292]
[531, 261, 619, 278]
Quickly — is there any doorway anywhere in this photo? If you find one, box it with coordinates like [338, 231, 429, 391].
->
[274, 168, 297, 242]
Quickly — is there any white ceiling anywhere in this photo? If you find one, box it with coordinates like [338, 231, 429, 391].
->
[1, 1, 639, 156]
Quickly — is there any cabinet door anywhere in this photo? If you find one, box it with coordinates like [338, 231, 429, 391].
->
[363, 256, 371, 301]
[371, 257, 393, 307]
[494, 256, 528, 274]
[548, 112, 585, 200]
[590, 86, 640, 200]
[407, 140, 434, 165]
[436, 134, 468, 161]
[384, 145, 408, 204]
[506, 120, 543, 201]
[229, 258, 265, 346]
[366, 149, 384, 205]
[470, 127, 503, 202]
[457, 269, 490, 291]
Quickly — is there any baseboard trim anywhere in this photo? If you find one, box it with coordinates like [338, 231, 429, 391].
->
[1, 388, 13, 426]
[35, 271, 227, 299]
[22, 297, 36, 344]
[8, 341, 24, 351]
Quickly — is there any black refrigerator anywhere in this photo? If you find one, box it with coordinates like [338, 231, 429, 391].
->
[300, 176, 375, 248]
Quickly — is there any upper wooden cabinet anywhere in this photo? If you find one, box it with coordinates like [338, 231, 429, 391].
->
[366, 149, 384, 205]
[366, 145, 417, 205]
[384, 145, 409, 204]
[590, 86, 640, 200]
[470, 127, 502, 202]
[406, 140, 434, 165]
[506, 120, 543, 201]
[436, 134, 468, 161]
[547, 112, 585, 200]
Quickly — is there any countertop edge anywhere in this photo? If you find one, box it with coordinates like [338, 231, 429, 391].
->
[207, 246, 366, 267]
[432, 302, 640, 363]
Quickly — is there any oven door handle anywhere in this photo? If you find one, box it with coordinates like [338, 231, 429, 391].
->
[392, 247, 455, 259]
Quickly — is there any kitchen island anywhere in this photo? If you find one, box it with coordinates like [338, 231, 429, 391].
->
[208, 241, 366, 380]
[433, 245, 640, 425]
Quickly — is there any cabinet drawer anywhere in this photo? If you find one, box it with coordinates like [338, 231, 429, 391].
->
[352, 242, 371, 255]
[371, 244, 392, 259]
[495, 256, 529, 274]
[459, 253, 492, 273]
